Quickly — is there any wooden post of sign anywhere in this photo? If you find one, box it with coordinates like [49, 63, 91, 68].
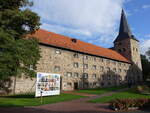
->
[40, 91, 43, 104]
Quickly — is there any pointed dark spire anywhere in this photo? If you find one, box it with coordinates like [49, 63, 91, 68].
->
[114, 9, 138, 42]
[119, 9, 132, 36]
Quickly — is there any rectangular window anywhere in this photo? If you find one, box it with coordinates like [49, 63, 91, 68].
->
[113, 68, 116, 72]
[66, 72, 72, 77]
[84, 55, 88, 60]
[84, 64, 88, 69]
[83, 73, 88, 78]
[100, 66, 104, 71]
[113, 61, 116, 65]
[107, 60, 110, 64]
[54, 66, 60, 72]
[74, 73, 79, 78]
[124, 70, 127, 73]
[92, 65, 97, 70]
[73, 53, 79, 58]
[93, 57, 96, 61]
[92, 74, 96, 78]
[106, 67, 110, 71]
[67, 82, 72, 86]
[99, 58, 104, 62]
[101, 75, 105, 80]
[73, 62, 79, 68]
[119, 62, 121, 66]
[29, 65, 34, 70]
[119, 69, 122, 72]
[107, 75, 111, 80]
[55, 49, 61, 54]
[93, 82, 97, 86]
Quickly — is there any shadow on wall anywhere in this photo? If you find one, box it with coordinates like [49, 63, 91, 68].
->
[0, 78, 12, 95]
[0, 62, 143, 94]
[79, 62, 143, 89]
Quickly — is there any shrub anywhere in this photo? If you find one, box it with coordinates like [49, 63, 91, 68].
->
[143, 99, 150, 108]
[137, 85, 150, 94]
[135, 98, 149, 108]
[110, 98, 150, 111]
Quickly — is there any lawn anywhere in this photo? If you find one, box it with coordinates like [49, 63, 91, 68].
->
[76, 85, 127, 95]
[89, 88, 150, 103]
[0, 93, 84, 107]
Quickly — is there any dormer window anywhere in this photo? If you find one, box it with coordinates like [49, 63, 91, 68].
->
[71, 38, 77, 43]
[118, 49, 121, 52]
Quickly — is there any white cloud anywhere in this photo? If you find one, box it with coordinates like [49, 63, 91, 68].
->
[142, 5, 150, 9]
[41, 22, 92, 38]
[31, 0, 125, 45]
[140, 39, 150, 54]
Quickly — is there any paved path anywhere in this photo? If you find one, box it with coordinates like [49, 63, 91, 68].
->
[0, 88, 150, 113]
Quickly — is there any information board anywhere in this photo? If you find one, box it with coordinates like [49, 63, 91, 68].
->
[35, 72, 60, 97]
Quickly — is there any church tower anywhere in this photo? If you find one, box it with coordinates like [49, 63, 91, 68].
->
[114, 9, 142, 82]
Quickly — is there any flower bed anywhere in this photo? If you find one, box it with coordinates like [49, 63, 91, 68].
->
[109, 98, 150, 111]
[137, 85, 150, 95]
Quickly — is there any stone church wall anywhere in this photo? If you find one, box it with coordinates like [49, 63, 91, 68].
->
[11, 44, 132, 94]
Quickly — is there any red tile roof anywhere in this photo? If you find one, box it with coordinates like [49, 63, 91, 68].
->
[28, 29, 130, 63]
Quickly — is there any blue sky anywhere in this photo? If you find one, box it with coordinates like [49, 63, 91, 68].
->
[31, 0, 150, 54]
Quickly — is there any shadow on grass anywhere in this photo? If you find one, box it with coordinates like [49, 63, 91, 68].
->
[0, 106, 150, 113]
[2, 93, 35, 98]
[76, 85, 127, 94]
[127, 87, 150, 96]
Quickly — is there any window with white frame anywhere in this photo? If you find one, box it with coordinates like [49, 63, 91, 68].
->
[74, 72, 79, 78]
[84, 64, 88, 69]
[113, 68, 116, 72]
[29, 65, 34, 70]
[92, 65, 97, 70]
[92, 74, 96, 78]
[83, 73, 88, 78]
[100, 66, 104, 71]
[66, 72, 72, 77]
[73, 53, 79, 58]
[84, 55, 88, 60]
[73, 62, 79, 68]
[119, 69, 122, 72]
[54, 66, 60, 72]
[106, 67, 110, 71]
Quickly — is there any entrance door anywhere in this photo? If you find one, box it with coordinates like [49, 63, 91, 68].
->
[74, 82, 78, 90]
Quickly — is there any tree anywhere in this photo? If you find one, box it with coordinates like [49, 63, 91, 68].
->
[141, 55, 150, 80]
[0, 0, 41, 93]
[146, 48, 150, 60]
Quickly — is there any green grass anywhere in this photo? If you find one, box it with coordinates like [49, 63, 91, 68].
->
[76, 85, 127, 95]
[89, 88, 150, 103]
[0, 93, 84, 107]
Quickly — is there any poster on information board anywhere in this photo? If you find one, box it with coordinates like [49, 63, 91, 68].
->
[35, 72, 60, 97]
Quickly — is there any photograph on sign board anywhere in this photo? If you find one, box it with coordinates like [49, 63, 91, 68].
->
[36, 73, 60, 97]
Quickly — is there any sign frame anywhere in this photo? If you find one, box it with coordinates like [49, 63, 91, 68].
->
[35, 72, 61, 97]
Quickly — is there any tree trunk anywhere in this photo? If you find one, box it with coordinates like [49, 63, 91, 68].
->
[13, 76, 16, 94]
